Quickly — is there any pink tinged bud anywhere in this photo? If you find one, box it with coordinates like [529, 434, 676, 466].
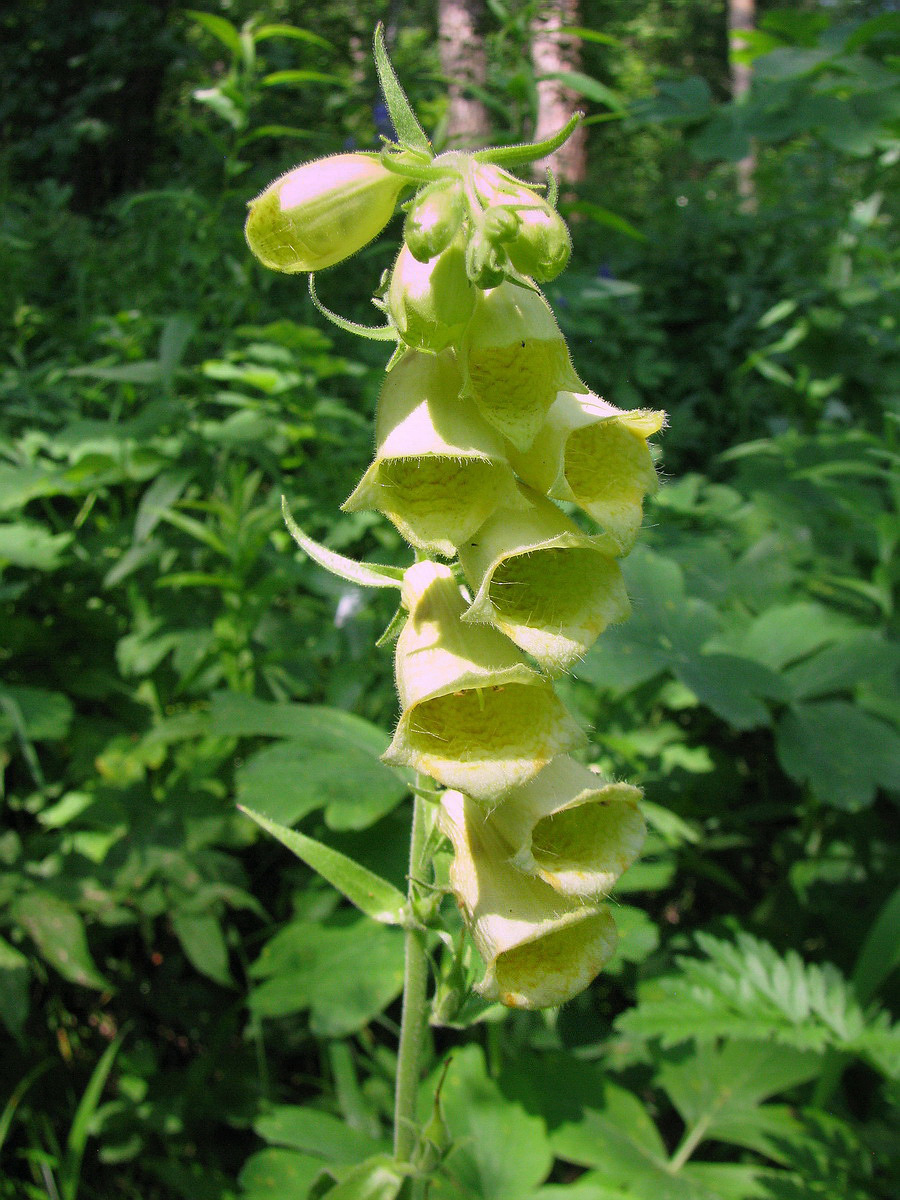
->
[463, 283, 581, 452]
[388, 239, 476, 353]
[383, 561, 585, 803]
[404, 179, 465, 262]
[488, 756, 645, 898]
[473, 164, 571, 282]
[440, 789, 617, 1009]
[459, 484, 629, 676]
[509, 391, 666, 554]
[245, 153, 406, 273]
[342, 351, 518, 558]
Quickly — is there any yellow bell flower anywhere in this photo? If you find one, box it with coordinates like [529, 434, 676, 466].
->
[343, 350, 517, 558]
[459, 483, 629, 675]
[440, 789, 617, 1009]
[383, 561, 584, 803]
[387, 238, 476, 353]
[509, 391, 666, 553]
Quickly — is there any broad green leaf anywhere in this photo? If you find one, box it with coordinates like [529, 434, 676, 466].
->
[734, 602, 852, 670]
[0, 686, 73, 741]
[249, 916, 405, 1036]
[658, 1041, 819, 1151]
[319, 1155, 405, 1200]
[12, 892, 108, 990]
[0, 465, 67, 513]
[208, 693, 397, 761]
[430, 1044, 552, 1200]
[373, 23, 431, 154]
[676, 653, 787, 729]
[239, 1148, 324, 1199]
[852, 885, 900, 1005]
[776, 700, 900, 809]
[239, 807, 407, 924]
[0, 522, 72, 570]
[605, 905, 660, 972]
[784, 632, 899, 700]
[283, 498, 404, 589]
[0, 935, 29, 1041]
[532, 1183, 632, 1200]
[236, 738, 407, 830]
[681, 1163, 780, 1199]
[254, 1106, 387, 1163]
[171, 912, 232, 986]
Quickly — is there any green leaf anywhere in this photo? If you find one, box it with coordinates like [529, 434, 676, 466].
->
[68, 360, 164, 384]
[776, 700, 900, 810]
[783, 632, 899, 700]
[733, 602, 852, 670]
[262, 70, 347, 88]
[236, 737, 407, 831]
[373, 23, 431, 154]
[565, 202, 646, 241]
[557, 27, 622, 47]
[538, 72, 625, 112]
[12, 892, 108, 990]
[59, 1030, 126, 1200]
[239, 1148, 325, 1200]
[658, 1041, 819, 1152]
[0, 935, 29, 1042]
[852, 885, 900, 1006]
[676, 653, 788, 730]
[171, 912, 232, 986]
[318, 1156, 405, 1200]
[239, 807, 407, 925]
[254, 1106, 387, 1163]
[0, 522, 72, 570]
[253, 24, 335, 51]
[249, 916, 405, 1036]
[187, 10, 242, 55]
[433, 1044, 553, 1200]
[283, 498, 404, 589]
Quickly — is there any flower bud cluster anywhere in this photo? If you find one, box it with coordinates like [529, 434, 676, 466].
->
[247, 134, 665, 1009]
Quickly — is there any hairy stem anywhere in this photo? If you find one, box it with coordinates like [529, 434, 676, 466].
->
[393, 786, 430, 1164]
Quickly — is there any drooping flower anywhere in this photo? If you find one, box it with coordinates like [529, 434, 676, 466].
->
[459, 483, 629, 675]
[245, 153, 406, 273]
[509, 391, 666, 553]
[440, 789, 617, 1009]
[343, 351, 517, 558]
[383, 561, 584, 802]
[488, 755, 645, 898]
[462, 283, 582, 452]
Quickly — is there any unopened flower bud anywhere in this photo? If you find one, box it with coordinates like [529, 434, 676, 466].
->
[475, 164, 570, 282]
[440, 789, 617, 1008]
[384, 561, 584, 802]
[488, 756, 645, 898]
[388, 238, 476, 353]
[342, 351, 517, 557]
[463, 283, 581, 452]
[245, 152, 405, 273]
[404, 179, 465, 262]
[459, 484, 629, 675]
[509, 391, 666, 553]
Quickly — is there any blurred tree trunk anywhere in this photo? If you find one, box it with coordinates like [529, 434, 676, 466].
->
[438, 0, 491, 147]
[729, 0, 757, 210]
[529, 0, 587, 184]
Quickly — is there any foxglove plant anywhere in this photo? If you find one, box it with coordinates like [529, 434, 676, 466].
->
[242, 26, 666, 1190]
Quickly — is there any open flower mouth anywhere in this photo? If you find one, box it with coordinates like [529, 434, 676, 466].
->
[400, 683, 581, 799]
[493, 909, 616, 1010]
[530, 796, 646, 896]
[367, 455, 511, 556]
[564, 420, 657, 548]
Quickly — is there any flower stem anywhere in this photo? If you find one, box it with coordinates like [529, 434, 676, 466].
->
[393, 784, 430, 1164]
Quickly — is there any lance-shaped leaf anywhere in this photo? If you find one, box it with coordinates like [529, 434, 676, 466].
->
[462, 283, 581, 452]
[373, 23, 431, 155]
[459, 483, 629, 675]
[383, 561, 584, 803]
[509, 391, 665, 553]
[282, 497, 404, 589]
[440, 790, 617, 1009]
[489, 756, 645, 898]
[343, 351, 517, 558]
[239, 806, 407, 925]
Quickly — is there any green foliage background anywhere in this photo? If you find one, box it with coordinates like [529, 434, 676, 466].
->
[0, 2, 897, 1197]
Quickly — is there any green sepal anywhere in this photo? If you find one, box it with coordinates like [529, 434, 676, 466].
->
[282, 497, 404, 589]
[472, 112, 584, 167]
[375, 603, 408, 647]
[373, 23, 431, 156]
[308, 276, 397, 342]
[239, 806, 408, 926]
